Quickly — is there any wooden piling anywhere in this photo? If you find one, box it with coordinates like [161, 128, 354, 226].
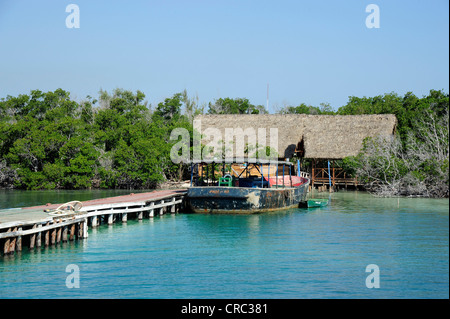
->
[36, 224, 42, 248]
[78, 222, 83, 239]
[69, 224, 75, 241]
[51, 226, 56, 245]
[92, 215, 98, 228]
[30, 224, 37, 249]
[160, 200, 165, 215]
[149, 202, 155, 218]
[44, 222, 50, 246]
[10, 227, 17, 253]
[4, 228, 11, 255]
[83, 219, 88, 239]
[56, 221, 62, 244]
[171, 197, 176, 214]
[62, 225, 68, 242]
[138, 205, 144, 220]
[16, 227, 22, 252]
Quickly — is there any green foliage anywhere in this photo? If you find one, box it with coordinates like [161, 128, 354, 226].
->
[208, 97, 267, 114]
[0, 88, 193, 190]
[1, 88, 447, 196]
[277, 102, 335, 115]
[337, 90, 449, 143]
[341, 91, 449, 197]
[153, 93, 183, 121]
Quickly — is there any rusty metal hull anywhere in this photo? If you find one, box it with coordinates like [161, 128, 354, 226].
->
[185, 182, 309, 214]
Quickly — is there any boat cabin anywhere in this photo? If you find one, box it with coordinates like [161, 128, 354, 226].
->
[189, 160, 304, 189]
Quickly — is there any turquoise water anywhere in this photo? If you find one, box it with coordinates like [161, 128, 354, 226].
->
[0, 190, 448, 299]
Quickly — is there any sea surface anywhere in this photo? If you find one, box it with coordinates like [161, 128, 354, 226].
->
[0, 189, 448, 299]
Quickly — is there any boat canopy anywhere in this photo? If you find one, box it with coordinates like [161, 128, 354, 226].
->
[189, 159, 304, 188]
[187, 159, 294, 166]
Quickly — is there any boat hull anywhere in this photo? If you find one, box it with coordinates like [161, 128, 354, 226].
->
[185, 181, 310, 214]
[266, 175, 306, 187]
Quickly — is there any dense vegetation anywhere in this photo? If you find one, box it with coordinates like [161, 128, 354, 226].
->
[337, 90, 449, 198]
[1, 88, 448, 197]
[278, 90, 449, 197]
[0, 89, 193, 189]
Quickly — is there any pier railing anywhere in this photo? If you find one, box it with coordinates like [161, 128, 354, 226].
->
[0, 191, 186, 256]
[311, 167, 358, 188]
[82, 194, 185, 227]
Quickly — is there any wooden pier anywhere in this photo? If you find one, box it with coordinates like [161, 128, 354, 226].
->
[0, 189, 186, 256]
[310, 160, 359, 190]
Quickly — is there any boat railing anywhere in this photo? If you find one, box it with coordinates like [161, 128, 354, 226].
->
[300, 171, 310, 179]
[189, 160, 308, 189]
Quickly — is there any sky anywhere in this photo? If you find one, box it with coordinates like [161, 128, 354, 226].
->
[0, 0, 448, 112]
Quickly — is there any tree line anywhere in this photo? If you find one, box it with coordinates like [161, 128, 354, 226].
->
[337, 90, 449, 198]
[0, 89, 191, 189]
[0, 88, 448, 197]
[277, 90, 448, 197]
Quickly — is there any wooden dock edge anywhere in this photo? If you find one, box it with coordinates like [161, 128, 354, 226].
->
[0, 191, 186, 257]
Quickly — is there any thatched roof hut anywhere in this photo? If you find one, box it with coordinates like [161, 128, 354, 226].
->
[194, 114, 397, 160]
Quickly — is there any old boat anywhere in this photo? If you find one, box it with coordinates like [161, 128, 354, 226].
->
[185, 161, 310, 214]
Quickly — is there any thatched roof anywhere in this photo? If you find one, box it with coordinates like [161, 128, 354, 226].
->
[194, 114, 397, 160]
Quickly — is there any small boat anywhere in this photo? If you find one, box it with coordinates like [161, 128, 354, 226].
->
[185, 161, 310, 214]
[301, 198, 329, 208]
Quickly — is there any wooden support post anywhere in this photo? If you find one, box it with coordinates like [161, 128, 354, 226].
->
[170, 197, 176, 214]
[149, 202, 155, 218]
[160, 200, 165, 215]
[69, 224, 75, 241]
[8, 238, 15, 254]
[3, 228, 11, 255]
[9, 228, 17, 254]
[327, 160, 332, 193]
[36, 224, 42, 248]
[78, 222, 83, 239]
[30, 224, 37, 249]
[332, 160, 336, 189]
[51, 226, 56, 245]
[138, 206, 143, 220]
[92, 215, 98, 228]
[108, 213, 114, 225]
[122, 212, 128, 223]
[16, 227, 22, 252]
[83, 218, 88, 239]
[56, 221, 62, 244]
[4, 240, 9, 255]
[311, 159, 315, 189]
[62, 226, 68, 242]
[45, 223, 50, 246]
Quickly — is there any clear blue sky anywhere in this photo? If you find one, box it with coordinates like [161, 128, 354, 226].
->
[0, 0, 448, 112]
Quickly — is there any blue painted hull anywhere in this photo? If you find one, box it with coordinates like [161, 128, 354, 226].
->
[186, 181, 310, 214]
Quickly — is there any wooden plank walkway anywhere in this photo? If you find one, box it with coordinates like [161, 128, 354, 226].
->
[0, 189, 187, 256]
